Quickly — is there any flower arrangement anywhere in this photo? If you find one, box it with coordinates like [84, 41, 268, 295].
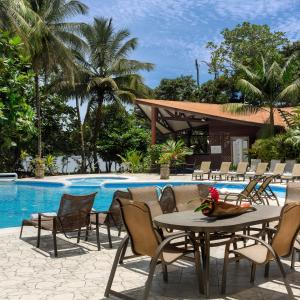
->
[194, 186, 255, 218]
[195, 187, 219, 213]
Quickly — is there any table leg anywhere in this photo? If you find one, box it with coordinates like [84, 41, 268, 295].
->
[203, 232, 210, 298]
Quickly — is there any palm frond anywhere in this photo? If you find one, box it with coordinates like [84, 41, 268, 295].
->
[236, 79, 263, 99]
[222, 103, 261, 115]
[278, 78, 300, 100]
[236, 63, 259, 80]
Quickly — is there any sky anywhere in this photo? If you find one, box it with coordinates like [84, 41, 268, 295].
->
[77, 0, 300, 88]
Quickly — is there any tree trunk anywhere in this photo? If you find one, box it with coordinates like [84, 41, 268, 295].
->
[92, 95, 104, 173]
[75, 96, 86, 173]
[35, 74, 42, 158]
[269, 106, 275, 137]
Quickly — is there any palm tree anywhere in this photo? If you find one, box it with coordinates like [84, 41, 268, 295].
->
[4, 0, 88, 158]
[224, 56, 300, 136]
[77, 17, 154, 172]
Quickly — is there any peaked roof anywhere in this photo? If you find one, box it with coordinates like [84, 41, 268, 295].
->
[136, 98, 294, 134]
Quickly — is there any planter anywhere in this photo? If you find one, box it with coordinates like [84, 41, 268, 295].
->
[35, 161, 45, 179]
[160, 163, 170, 179]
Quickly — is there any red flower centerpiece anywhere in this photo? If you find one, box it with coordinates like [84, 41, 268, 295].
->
[195, 186, 256, 218]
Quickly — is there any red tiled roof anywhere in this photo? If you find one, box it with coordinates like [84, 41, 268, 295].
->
[136, 99, 294, 128]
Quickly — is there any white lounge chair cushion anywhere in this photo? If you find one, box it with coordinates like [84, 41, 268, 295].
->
[30, 212, 57, 219]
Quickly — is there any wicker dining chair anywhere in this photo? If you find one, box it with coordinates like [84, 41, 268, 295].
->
[104, 198, 204, 300]
[221, 203, 300, 294]
[20, 193, 97, 257]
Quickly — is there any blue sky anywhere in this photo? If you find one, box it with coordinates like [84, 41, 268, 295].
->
[78, 0, 300, 88]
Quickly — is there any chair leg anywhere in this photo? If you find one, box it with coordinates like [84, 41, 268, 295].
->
[85, 226, 89, 241]
[19, 221, 24, 238]
[143, 256, 158, 300]
[95, 214, 101, 251]
[104, 236, 129, 297]
[161, 263, 168, 283]
[107, 223, 112, 248]
[119, 238, 129, 264]
[264, 262, 270, 277]
[53, 230, 58, 257]
[37, 225, 41, 248]
[77, 228, 81, 243]
[250, 263, 256, 283]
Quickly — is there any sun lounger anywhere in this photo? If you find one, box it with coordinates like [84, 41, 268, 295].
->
[192, 161, 211, 180]
[281, 164, 300, 182]
[210, 162, 232, 180]
[264, 163, 286, 181]
[285, 159, 296, 173]
[249, 159, 261, 172]
[226, 162, 248, 181]
[245, 162, 268, 178]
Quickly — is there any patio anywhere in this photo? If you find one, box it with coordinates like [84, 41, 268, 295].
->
[1, 226, 299, 300]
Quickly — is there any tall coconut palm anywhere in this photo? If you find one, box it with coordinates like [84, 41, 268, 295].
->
[4, 0, 88, 158]
[77, 17, 154, 172]
[224, 55, 300, 136]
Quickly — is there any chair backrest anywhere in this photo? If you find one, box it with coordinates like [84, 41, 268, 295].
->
[250, 159, 261, 172]
[236, 162, 248, 174]
[291, 164, 300, 177]
[285, 182, 300, 204]
[160, 186, 176, 214]
[285, 160, 296, 173]
[199, 161, 211, 172]
[272, 163, 286, 175]
[255, 163, 268, 175]
[117, 198, 160, 257]
[269, 160, 281, 172]
[255, 176, 274, 196]
[219, 162, 231, 173]
[240, 177, 260, 197]
[57, 193, 96, 231]
[128, 186, 162, 218]
[172, 184, 210, 211]
[271, 203, 300, 258]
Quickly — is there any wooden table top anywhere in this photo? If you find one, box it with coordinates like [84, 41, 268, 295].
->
[154, 205, 282, 233]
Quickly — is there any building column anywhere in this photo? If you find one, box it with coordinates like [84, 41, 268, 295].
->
[151, 107, 158, 145]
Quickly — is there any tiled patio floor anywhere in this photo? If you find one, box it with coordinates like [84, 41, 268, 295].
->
[0, 226, 299, 300]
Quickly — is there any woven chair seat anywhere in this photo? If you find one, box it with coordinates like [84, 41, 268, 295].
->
[233, 244, 269, 264]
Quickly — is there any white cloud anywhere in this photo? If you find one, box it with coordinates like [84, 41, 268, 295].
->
[213, 0, 296, 20]
[275, 15, 300, 41]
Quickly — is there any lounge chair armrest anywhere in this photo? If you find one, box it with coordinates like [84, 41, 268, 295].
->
[226, 233, 277, 258]
[89, 210, 110, 215]
[38, 213, 56, 219]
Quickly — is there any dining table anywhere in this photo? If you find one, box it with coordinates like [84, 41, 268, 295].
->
[154, 205, 282, 298]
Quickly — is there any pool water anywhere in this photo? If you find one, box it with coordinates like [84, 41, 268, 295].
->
[0, 180, 286, 228]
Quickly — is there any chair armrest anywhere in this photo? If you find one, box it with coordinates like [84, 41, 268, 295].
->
[38, 213, 56, 219]
[226, 233, 277, 258]
[89, 210, 110, 215]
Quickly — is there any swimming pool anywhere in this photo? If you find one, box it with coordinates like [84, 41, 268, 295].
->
[0, 178, 286, 228]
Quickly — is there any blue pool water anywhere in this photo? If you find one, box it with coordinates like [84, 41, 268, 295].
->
[0, 179, 286, 228]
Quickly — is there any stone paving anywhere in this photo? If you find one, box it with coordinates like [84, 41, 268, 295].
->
[0, 226, 299, 300]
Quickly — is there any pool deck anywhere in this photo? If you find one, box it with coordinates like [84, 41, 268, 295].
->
[0, 173, 296, 299]
[0, 226, 299, 300]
